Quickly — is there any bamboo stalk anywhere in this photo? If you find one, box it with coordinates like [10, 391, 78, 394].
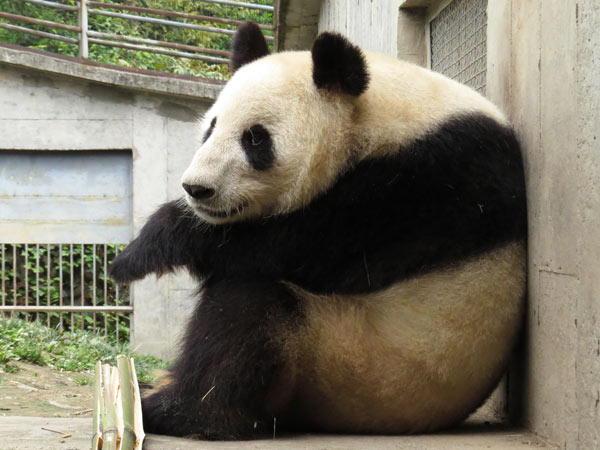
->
[112, 365, 123, 449]
[92, 361, 102, 450]
[101, 364, 118, 450]
[130, 358, 145, 450]
[93, 357, 145, 449]
[117, 356, 139, 450]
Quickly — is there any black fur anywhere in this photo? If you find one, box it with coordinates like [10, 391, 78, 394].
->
[111, 113, 526, 438]
[142, 279, 301, 439]
[241, 124, 274, 171]
[311, 32, 370, 96]
[112, 113, 526, 293]
[110, 200, 195, 282]
[202, 117, 216, 143]
[230, 22, 270, 73]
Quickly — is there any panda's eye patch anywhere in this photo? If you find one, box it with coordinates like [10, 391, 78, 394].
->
[202, 117, 217, 143]
[241, 124, 274, 171]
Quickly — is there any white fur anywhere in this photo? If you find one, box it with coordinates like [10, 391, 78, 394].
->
[181, 51, 506, 224]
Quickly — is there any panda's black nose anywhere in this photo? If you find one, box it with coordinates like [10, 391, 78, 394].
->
[182, 183, 215, 200]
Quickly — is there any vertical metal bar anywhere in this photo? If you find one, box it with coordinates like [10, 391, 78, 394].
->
[24, 244, 29, 316]
[103, 244, 108, 340]
[1, 244, 5, 308]
[78, 0, 89, 58]
[12, 245, 17, 306]
[35, 244, 39, 321]
[47, 244, 51, 327]
[128, 243, 133, 345]
[92, 243, 96, 333]
[115, 245, 119, 343]
[81, 244, 85, 331]
[70, 244, 74, 330]
[59, 243, 63, 330]
[272, 0, 279, 52]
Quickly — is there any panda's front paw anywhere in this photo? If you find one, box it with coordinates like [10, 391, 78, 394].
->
[109, 245, 147, 283]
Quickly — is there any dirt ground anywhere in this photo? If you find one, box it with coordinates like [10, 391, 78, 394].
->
[0, 361, 94, 419]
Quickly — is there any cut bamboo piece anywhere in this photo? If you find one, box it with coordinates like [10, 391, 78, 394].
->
[93, 357, 144, 450]
[92, 361, 103, 450]
[102, 364, 118, 450]
[112, 365, 123, 449]
[118, 356, 137, 450]
[130, 358, 145, 450]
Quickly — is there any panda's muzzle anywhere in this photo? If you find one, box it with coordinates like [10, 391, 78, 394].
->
[193, 202, 248, 219]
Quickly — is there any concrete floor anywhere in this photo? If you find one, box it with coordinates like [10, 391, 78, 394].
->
[0, 416, 557, 450]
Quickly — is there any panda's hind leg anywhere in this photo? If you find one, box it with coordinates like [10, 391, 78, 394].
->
[141, 279, 301, 439]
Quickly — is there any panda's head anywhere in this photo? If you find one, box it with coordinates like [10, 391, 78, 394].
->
[181, 22, 369, 224]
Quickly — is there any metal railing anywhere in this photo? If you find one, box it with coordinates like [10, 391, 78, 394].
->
[0, 243, 131, 342]
[0, 0, 277, 68]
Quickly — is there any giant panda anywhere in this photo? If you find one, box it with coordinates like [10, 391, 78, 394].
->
[110, 22, 527, 440]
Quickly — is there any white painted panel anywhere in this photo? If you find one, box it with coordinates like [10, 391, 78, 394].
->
[0, 150, 132, 243]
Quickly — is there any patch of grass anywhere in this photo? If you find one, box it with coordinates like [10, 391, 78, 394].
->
[0, 317, 169, 383]
[2, 363, 19, 374]
[74, 374, 91, 386]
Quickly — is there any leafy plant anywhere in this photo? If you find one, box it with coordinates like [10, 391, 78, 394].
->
[0, 317, 168, 382]
[0, 0, 274, 79]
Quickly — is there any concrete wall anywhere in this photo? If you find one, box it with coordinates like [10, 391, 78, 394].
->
[318, 0, 402, 55]
[0, 46, 221, 360]
[501, 1, 600, 448]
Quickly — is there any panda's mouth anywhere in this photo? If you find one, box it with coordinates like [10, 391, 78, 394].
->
[194, 202, 248, 219]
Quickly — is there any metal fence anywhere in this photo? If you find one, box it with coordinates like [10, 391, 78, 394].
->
[0, 243, 130, 342]
[0, 0, 277, 68]
[430, 0, 487, 95]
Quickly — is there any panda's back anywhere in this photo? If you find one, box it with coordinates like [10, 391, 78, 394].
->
[355, 52, 507, 159]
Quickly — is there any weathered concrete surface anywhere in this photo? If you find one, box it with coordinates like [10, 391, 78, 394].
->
[0, 416, 557, 450]
[397, 7, 427, 66]
[0, 47, 220, 360]
[486, 1, 600, 448]
[0, 43, 222, 100]
[318, 0, 402, 56]
[276, 0, 322, 51]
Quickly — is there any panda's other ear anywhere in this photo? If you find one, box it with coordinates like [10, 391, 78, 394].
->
[230, 21, 270, 73]
[311, 32, 370, 96]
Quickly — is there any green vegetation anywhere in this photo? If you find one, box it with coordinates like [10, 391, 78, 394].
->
[0, 0, 274, 79]
[1, 243, 130, 342]
[0, 317, 168, 382]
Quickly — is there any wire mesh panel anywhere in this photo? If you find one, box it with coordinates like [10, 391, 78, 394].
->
[430, 0, 487, 94]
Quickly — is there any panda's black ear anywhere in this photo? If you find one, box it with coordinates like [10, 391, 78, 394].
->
[311, 32, 369, 96]
[230, 21, 270, 73]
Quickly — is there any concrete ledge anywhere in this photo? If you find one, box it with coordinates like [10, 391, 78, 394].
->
[0, 43, 223, 101]
[0, 416, 557, 449]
